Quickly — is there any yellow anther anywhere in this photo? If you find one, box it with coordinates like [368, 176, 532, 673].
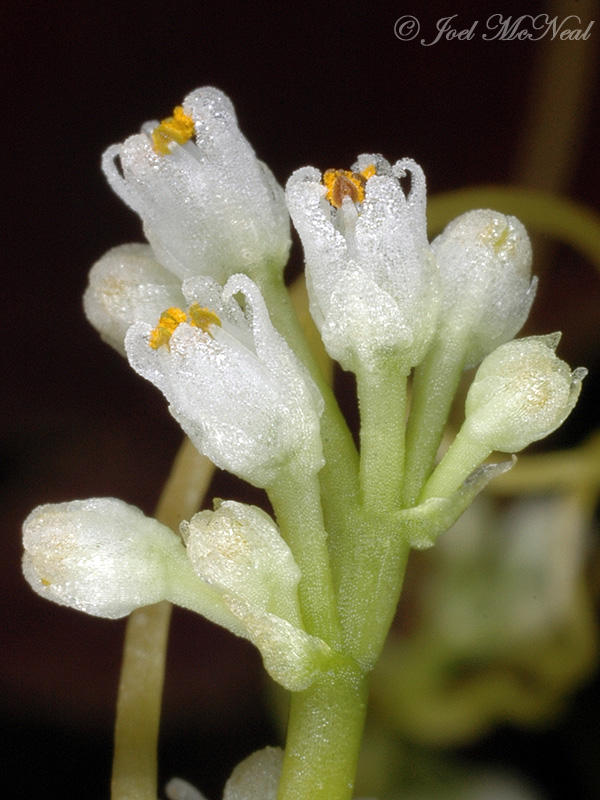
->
[149, 307, 188, 349]
[151, 105, 195, 156]
[322, 164, 375, 208]
[360, 164, 376, 180]
[149, 304, 222, 349]
[188, 303, 222, 335]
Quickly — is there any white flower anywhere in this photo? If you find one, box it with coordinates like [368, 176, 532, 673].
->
[83, 243, 186, 355]
[183, 500, 332, 691]
[463, 333, 586, 452]
[102, 87, 290, 283]
[125, 274, 324, 488]
[21, 498, 242, 633]
[286, 155, 438, 373]
[432, 209, 536, 366]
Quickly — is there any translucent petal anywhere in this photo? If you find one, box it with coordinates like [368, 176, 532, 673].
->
[286, 158, 439, 372]
[125, 280, 323, 487]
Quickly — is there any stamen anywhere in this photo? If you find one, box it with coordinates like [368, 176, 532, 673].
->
[323, 165, 376, 208]
[149, 307, 188, 349]
[149, 305, 222, 349]
[188, 304, 222, 335]
[151, 106, 195, 156]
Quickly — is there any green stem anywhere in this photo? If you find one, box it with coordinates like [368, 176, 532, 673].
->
[402, 337, 466, 506]
[420, 428, 491, 500]
[277, 667, 369, 800]
[268, 467, 340, 645]
[337, 519, 411, 667]
[356, 361, 407, 511]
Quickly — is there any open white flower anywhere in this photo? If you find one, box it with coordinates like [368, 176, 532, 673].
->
[125, 273, 324, 488]
[183, 501, 332, 690]
[432, 209, 536, 367]
[286, 155, 438, 373]
[83, 243, 186, 355]
[102, 87, 290, 283]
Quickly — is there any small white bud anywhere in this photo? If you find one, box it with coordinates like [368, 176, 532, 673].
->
[432, 209, 536, 366]
[83, 243, 185, 355]
[183, 500, 301, 625]
[223, 747, 283, 800]
[464, 334, 586, 452]
[184, 501, 332, 690]
[22, 498, 183, 618]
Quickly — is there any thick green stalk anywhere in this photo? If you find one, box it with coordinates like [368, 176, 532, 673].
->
[402, 337, 466, 506]
[277, 667, 369, 800]
[268, 467, 340, 645]
[356, 361, 407, 511]
[337, 517, 411, 667]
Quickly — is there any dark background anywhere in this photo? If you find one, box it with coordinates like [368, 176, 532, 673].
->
[3, 1, 600, 798]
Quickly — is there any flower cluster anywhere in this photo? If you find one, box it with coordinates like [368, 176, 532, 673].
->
[22, 86, 587, 800]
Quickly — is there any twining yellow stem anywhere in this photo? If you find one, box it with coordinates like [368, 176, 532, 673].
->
[111, 439, 214, 800]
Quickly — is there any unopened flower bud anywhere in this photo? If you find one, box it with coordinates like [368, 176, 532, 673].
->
[184, 500, 332, 690]
[464, 333, 586, 452]
[432, 209, 536, 366]
[83, 243, 185, 355]
[22, 498, 186, 618]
